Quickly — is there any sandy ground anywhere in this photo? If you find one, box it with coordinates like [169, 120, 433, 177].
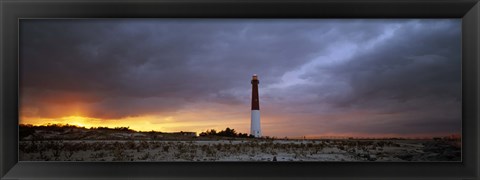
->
[19, 139, 460, 162]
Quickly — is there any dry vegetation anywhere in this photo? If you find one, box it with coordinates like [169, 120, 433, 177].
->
[19, 124, 461, 162]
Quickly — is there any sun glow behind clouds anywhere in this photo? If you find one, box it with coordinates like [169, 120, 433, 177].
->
[20, 105, 252, 134]
[21, 115, 179, 132]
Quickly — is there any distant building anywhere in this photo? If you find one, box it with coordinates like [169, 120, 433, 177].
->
[169, 131, 197, 137]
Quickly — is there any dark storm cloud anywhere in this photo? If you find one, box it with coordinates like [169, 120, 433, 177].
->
[20, 19, 332, 118]
[20, 19, 461, 136]
[329, 20, 460, 107]
[259, 20, 461, 135]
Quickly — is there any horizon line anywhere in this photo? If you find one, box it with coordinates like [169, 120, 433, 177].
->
[19, 123, 462, 140]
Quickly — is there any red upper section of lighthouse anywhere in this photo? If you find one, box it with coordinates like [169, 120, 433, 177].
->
[251, 74, 260, 110]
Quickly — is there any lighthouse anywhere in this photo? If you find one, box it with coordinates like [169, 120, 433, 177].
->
[251, 74, 261, 138]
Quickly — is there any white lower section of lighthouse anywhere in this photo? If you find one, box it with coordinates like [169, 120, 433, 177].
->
[250, 110, 261, 137]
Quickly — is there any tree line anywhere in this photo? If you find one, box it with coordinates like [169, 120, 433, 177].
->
[199, 127, 254, 138]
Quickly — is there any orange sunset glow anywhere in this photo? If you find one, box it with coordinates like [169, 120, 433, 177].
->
[20, 104, 253, 134]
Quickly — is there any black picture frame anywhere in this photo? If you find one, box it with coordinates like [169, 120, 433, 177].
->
[1, 0, 479, 179]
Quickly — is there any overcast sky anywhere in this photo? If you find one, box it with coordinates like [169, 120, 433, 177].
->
[19, 19, 461, 138]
